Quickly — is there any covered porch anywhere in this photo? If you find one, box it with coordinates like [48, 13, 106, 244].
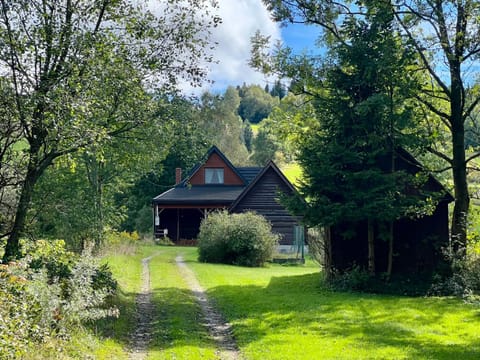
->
[153, 205, 225, 243]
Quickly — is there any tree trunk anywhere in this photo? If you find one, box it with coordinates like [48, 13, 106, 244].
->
[3, 143, 56, 261]
[3, 165, 40, 261]
[450, 65, 469, 260]
[323, 227, 333, 281]
[387, 221, 394, 280]
[451, 124, 469, 259]
[367, 219, 375, 275]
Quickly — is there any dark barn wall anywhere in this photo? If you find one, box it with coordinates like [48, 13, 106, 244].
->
[330, 201, 451, 276]
[393, 201, 450, 275]
[231, 167, 300, 245]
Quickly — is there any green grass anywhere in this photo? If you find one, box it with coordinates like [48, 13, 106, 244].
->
[93, 244, 480, 359]
[280, 162, 303, 185]
[250, 123, 260, 135]
[92, 245, 151, 359]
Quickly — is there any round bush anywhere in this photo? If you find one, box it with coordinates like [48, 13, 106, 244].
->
[197, 211, 279, 267]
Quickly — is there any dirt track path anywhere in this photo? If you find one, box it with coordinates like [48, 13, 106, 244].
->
[129, 254, 159, 360]
[175, 255, 240, 360]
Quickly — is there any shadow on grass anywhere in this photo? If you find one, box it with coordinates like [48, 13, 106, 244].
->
[205, 273, 480, 359]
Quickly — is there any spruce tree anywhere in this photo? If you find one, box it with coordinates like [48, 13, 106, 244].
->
[292, 11, 432, 277]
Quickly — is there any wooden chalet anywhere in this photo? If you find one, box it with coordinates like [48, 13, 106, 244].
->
[327, 148, 454, 277]
[152, 146, 301, 245]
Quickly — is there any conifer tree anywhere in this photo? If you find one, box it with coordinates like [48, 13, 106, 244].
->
[289, 10, 433, 277]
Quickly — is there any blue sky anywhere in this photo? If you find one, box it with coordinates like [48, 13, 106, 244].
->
[281, 22, 321, 55]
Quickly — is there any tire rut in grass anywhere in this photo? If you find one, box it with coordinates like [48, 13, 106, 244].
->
[175, 255, 240, 360]
[129, 254, 159, 360]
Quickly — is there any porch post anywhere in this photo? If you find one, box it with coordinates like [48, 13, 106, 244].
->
[152, 204, 155, 238]
[176, 208, 180, 242]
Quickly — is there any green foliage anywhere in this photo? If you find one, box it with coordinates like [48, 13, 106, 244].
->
[262, 93, 319, 158]
[260, 0, 480, 258]
[26, 239, 76, 280]
[198, 211, 279, 267]
[244, 122, 254, 152]
[280, 10, 435, 246]
[329, 265, 372, 292]
[429, 254, 480, 299]
[198, 88, 250, 165]
[1, 0, 220, 260]
[251, 126, 278, 165]
[269, 79, 287, 99]
[119, 95, 210, 235]
[238, 85, 280, 124]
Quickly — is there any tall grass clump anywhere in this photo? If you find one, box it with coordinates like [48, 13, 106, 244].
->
[198, 211, 279, 267]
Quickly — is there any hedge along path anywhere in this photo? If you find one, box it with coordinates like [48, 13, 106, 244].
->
[175, 255, 241, 360]
[129, 253, 161, 360]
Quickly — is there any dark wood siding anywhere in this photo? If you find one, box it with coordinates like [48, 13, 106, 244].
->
[231, 167, 300, 245]
[330, 201, 451, 276]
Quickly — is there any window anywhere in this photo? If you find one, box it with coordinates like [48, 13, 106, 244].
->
[205, 168, 224, 184]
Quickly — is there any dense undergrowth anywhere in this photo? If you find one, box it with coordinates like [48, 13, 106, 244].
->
[0, 238, 120, 359]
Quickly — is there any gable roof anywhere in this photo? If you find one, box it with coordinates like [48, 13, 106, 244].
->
[229, 161, 298, 211]
[153, 146, 297, 208]
[179, 145, 247, 186]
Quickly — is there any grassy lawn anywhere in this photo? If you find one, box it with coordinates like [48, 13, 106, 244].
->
[280, 162, 303, 185]
[91, 245, 151, 359]
[93, 244, 480, 359]
[176, 247, 480, 360]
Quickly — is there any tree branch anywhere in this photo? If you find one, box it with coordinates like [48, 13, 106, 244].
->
[426, 146, 453, 164]
[415, 95, 451, 129]
[393, 8, 451, 98]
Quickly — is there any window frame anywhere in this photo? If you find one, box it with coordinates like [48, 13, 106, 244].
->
[204, 167, 225, 184]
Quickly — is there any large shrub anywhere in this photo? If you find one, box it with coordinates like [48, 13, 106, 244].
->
[198, 211, 279, 267]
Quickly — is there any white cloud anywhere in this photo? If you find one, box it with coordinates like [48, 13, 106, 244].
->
[191, 0, 281, 94]
[143, 0, 281, 95]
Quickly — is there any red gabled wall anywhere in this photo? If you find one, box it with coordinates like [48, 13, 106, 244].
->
[189, 153, 244, 185]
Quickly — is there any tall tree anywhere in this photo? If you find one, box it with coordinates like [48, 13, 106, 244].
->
[119, 95, 210, 235]
[0, 0, 219, 260]
[260, 0, 480, 258]
[199, 87, 250, 165]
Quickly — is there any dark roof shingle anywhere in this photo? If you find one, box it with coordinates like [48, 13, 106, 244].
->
[153, 185, 245, 205]
[237, 167, 262, 184]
